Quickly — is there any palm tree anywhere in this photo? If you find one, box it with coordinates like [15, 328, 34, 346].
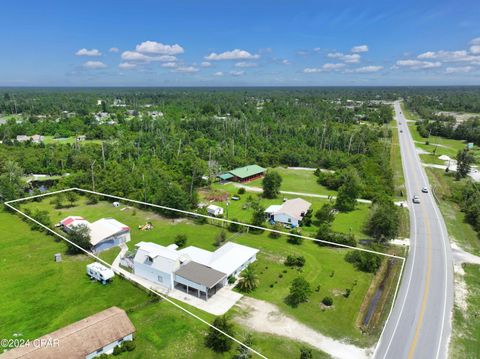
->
[236, 265, 259, 293]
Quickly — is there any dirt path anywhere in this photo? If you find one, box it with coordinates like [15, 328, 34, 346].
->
[234, 297, 371, 359]
[232, 183, 372, 204]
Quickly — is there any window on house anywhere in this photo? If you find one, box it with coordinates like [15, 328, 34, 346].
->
[288, 218, 291, 223]
[146, 256, 153, 264]
[158, 276, 163, 283]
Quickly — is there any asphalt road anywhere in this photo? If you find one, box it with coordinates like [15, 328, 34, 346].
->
[374, 101, 454, 359]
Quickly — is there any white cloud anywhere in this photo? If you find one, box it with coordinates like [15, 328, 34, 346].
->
[281, 59, 291, 65]
[353, 65, 383, 73]
[470, 37, 480, 45]
[234, 61, 257, 68]
[303, 68, 322, 73]
[161, 62, 178, 68]
[135, 41, 184, 55]
[201, 61, 212, 67]
[174, 66, 198, 73]
[323, 63, 346, 70]
[109, 47, 119, 53]
[327, 52, 360, 63]
[214, 71, 224, 76]
[470, 45, 480, 54]
[396, 59, 442, 69]
[351, 45, 368, 53]
[205, 49, 259, 61]
[313, 47, 321, 52]
[82, 61, 107, 69]
[417, 50, 480, 64]
[445, 66, 474, 74]
[76, 48, 102, 57]
[229, 70, 245, 76]
[121, 51, 176, 62]
[118, 62, 136, 69]
[303, 63, 346, 73]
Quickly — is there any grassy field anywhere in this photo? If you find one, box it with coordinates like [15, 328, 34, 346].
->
[390, 120, 406, 200]
[0, 208, 329, 358]
[43, 136, 103, 145]
[449, 263, 480, 359]
[247, 167, 336, 196]
[426, 168, 480, 256]
[18, 194, 389, 347]
[208, 183, 370, 241]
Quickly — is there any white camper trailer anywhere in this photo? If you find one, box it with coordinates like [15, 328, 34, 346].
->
[86, 262, 115, 284]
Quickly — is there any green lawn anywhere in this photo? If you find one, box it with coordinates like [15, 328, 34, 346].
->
[450, 263, 480, 359]
[247, 167, 336, 196]
[43, 136, 103, 145]
[0, 208, 328, 358]
[18, 195, 385, 347]
[207, 183, 370, 240]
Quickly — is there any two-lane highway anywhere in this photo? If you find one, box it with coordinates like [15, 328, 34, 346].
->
[374, 101, 454, 359]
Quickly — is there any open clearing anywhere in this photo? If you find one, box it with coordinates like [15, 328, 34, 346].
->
[15, 191, 401, 349]
[0, 208, 329, 358]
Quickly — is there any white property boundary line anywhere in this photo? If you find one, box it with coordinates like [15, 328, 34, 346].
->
[5, 187, 406, 358]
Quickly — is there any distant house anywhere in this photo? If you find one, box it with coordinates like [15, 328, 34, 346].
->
[16, 135, 30, 142]
[76, 135, 86, 142]
[147, 111, 164, 118]
[31, 134, 44, 143]
[207, 204, 224, 217]
[59, 216, 131, 253]
[16, 134, 44, 143]
[1, 307, 135, 359]
[265, 198, 312, 227]
[217, 164, 266, 183]
[133, 241, 258, 300]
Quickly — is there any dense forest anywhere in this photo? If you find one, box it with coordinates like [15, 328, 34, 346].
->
[0, 88, 396, 210]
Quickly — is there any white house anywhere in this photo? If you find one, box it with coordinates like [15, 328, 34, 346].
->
[60, 216, 131, 253]
[265, 198, 312, 227]
[1, 307, 135, 359]
[133, 241, 258, 300]
[207, 204, 224, 217]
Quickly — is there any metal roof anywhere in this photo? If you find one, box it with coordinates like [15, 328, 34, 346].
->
[228, 164, 266, 179]
[174, 261, 227, 288]
[218, 173, 234, 180]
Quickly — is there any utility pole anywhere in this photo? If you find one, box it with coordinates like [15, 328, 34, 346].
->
[91, 160, 96, 191]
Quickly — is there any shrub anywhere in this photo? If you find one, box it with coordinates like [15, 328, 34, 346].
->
[238, 187, 246, 195]
[287, 228, 303, 245]
[228, 219, 241, 232]
[123, 340, 136, 352]
[175, 234, 188, 248]
[228, 276, 236, 284]
[284, 255, 306, 268]
[345, 250, 382, 273]
[322, 296, 333, 306]
[286, 277, 312, 307]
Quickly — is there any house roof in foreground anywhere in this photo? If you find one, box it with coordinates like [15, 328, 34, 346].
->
[228, 164, 266, 179]
[1, 307, 135, 359]
[174, 261, 227, 288]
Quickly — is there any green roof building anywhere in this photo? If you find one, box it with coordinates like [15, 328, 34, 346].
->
[218, 164, 266, 183]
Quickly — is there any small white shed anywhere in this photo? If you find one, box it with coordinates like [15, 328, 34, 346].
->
[87, 262, 115, 284]
[207, 204, 224, 217]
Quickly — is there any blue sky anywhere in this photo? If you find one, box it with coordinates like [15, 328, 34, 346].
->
[1, 0, 479, 86]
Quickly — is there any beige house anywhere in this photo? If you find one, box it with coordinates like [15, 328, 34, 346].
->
[1, 307, 135, 359]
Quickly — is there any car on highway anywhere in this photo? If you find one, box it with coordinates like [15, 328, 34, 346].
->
[421, 186, 429, 193]
[412, 195, 420, 204]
